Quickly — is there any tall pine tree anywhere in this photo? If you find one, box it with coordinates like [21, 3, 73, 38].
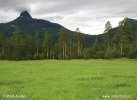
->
[11, 28, 23, 60]
[24, 34, 35, 59]
[117, 18, 131, 55]
[104, 21, 112, 53]
[58, 27, 68, 59]
[75, 28, 83, 56]
[0, 32, 6, 59]
[43, 31, 52, 59]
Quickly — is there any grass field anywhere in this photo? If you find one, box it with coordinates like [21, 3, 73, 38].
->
[0, 59, 137, 100]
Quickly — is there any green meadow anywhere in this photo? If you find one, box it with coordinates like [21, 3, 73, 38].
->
[0, 60, 137, 100]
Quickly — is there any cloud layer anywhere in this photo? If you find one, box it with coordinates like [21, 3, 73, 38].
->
[0, 0, 137, 34]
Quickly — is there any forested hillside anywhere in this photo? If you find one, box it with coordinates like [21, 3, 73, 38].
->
[0, 11, 137, 60]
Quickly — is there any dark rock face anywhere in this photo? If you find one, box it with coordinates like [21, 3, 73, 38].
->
[0, 11, 63, 37]
[19, 10, 32, 18]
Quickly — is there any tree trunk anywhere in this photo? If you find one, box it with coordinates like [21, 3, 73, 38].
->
[136, 39, 137, 48]
[65, 43, 67, 59]
[62, 44, 65, 60]
[36, 48, 39, 55]
[70, 46, 72, 55]
[120, 43, 123, 55]
[2, 47, 5, 55]
[78, 41, 80, 55]
[47, 50, 49, 59]
[53, 55, 54, 60]
[108, 42, 110, 53]
[80, 43, 82, 55]
[113, 43, 116, 50]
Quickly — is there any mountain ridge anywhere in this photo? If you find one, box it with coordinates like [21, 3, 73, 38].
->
[0, 11, 137, 47]
[0, 11, 96, 47]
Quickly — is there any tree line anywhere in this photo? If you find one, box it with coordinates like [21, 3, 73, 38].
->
[0, 18, 137, 60]
[88, 18, 137, 59]
[0, 27, 84, 60]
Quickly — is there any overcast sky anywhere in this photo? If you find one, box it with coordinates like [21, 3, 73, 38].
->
[0, 0, 137, 35]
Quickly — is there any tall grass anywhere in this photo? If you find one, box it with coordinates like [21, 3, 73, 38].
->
[0, 60, 137, 100]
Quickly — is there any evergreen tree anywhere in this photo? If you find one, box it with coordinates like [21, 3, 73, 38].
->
[135, 33, 137, 48]
[0, 32, 6, 58]
[75, 28, 83, 56]
[43, 31, 52, 59]
[34, 31, 40, 57]
[112, 34, 118, 50]
[11, 28, 23, 60]
[134, 30, 137, 48]
[24, 34, 35, 59]
[117, 18, 131, 55]
[58, 27, 68, 59]
[91, 39, 101, 58]
[104, 21, 112, 53]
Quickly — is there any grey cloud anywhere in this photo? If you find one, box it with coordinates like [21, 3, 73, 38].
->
[0, 0, 137, 17]
[44, 16, 63, 21]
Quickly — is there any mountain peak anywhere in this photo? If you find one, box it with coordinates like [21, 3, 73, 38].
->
[20, 10, 32, 18]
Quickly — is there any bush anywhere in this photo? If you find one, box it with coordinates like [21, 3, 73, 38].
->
[111, 50, 120, 59]
[58, 53, 63, 60]
[127, 48, 137, 59]
[83, 49, 91, 59]
[104, 53, 111, 59]
[39, 53, 45, 59]
[0, 53, 5, 60]
[33, 53, 39, 60]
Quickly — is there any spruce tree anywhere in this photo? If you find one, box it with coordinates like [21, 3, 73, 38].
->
[58, 27, 68, 59]
[104, 21, 112, 53]
[34, 31, 40, 56]
[24, 34, 35, 59]
[75, 28, 83, 56]
[0, 32, 6, 59]
[11, 28, 22, 60]
[43, 31, 52, 59]
[117, 18, 131, 55]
